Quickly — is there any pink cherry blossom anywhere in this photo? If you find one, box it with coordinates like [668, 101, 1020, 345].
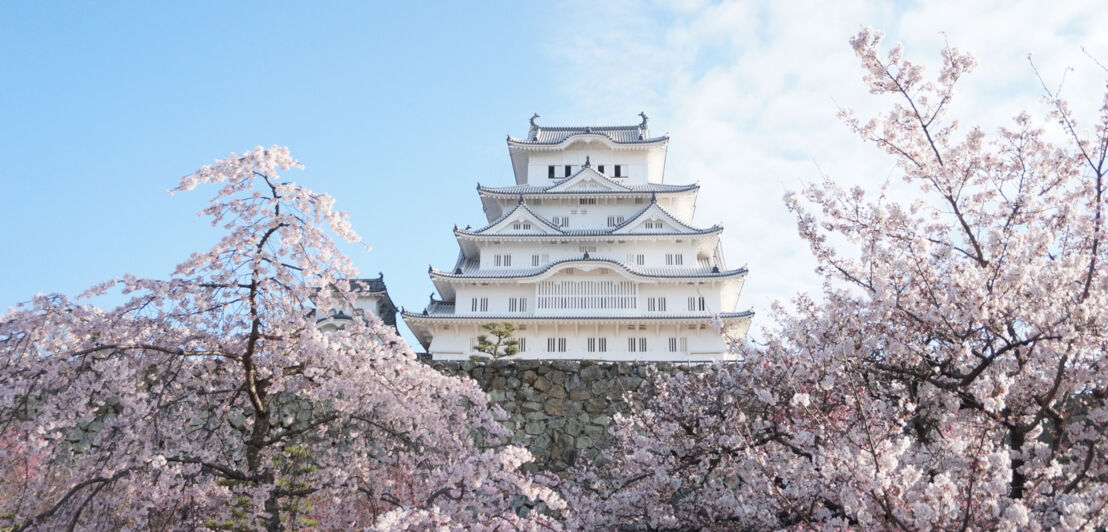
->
[567, 29, 1108, 530]
[0, 147, 565, 530]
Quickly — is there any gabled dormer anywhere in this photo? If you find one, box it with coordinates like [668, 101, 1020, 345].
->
[546, 163, 632, 193]
[462, 200, 562, 236]
[613, 197, 717, 235]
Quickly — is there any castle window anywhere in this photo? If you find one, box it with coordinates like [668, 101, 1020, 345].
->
[547, 337, 567, 353]
[553, 216, 569, 227]
[665, 253, 683, 265]
[627, 253, 645, 266]
[508, 297, 527, 312]
[607, 215, 625, 227]
[587, 337, 608, 353]
[647, 297, 666, 312]
[688, 296, 706, 311]
[519, 338, 527, 352]
[598, 165, 605, 174]
[471, 297, 489, 312]
[579, 198, 597, 205]
[614, 165, 622, 177]
[668, 337, 688, 353]
[494, 254, 511, 267]
[548, 165, 556, 179]
[564, 165, 572, 177]
[627, 337, 646, 352]
[537, 280, 636, 310]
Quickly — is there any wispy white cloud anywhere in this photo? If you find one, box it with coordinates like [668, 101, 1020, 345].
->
[543, 0, 1108, 335]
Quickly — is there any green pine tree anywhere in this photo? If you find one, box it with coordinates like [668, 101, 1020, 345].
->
[471, 322, 520, 361]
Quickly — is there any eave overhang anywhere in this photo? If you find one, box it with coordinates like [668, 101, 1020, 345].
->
[430, 258, 748, 283]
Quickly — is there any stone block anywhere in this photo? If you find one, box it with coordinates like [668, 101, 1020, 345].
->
[522, 401, 542, 412]
[575, 436, 594, 449]
[546, 384, 566, 399]
[525, 422, 545, 435]
[590, 379, 612, 396]
[591, 414, 610, 426]
[522, 370, 538, 384]
[584, 398, 607, 414]
[489, 375, 506, 390]
[565, 419, 582, 436]
[584, 424, 604, 439]
[619, 376, 643, 391]
[568, 388, 591, 401]
[552, 360, 577, 372]
[533, 376, 551, 392]
[544, 398, 568, 416]
[549, 370, 566, 385]
[536, 363, 551, 375]
[580, 365, 603, 380]
[506, 376, 521, 388]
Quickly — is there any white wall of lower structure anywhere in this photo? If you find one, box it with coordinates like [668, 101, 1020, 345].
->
[426, 320, 735, 362]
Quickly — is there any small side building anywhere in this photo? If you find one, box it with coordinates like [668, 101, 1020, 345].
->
[314, 274, 398, 332]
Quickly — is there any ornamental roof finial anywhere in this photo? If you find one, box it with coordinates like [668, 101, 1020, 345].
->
[584, 155, 591, 168]
[651, 192, 657, 204]
[639, 111, 649, 127]
[530, 113, 540, 127]
[518, 194, 525, 205]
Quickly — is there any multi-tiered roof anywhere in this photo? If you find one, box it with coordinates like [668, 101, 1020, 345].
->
[404, 115, 751, 361]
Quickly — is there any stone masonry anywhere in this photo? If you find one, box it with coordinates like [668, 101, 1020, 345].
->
[431, 359, 706, 473]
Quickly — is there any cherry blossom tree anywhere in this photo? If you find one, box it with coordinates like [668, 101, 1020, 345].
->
[569, 29, 1108, 530]
[0, 147, 564, 530]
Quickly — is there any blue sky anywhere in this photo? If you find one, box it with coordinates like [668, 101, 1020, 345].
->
[3, 2, 1105, 348]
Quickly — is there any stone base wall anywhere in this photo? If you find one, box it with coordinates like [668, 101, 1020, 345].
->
[431, 359, 704, 473]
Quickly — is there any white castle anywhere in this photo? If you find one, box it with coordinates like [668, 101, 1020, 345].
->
[403, 114, 751, 361]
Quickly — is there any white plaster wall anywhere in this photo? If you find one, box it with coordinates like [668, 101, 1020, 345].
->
[427, 320, 734, 361]
[477, 239, 714, 271]
[449, 272, 733, 318]
[525, 145, 651, 186]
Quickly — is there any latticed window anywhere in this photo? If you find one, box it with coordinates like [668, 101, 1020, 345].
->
[546, 337, 567, 353]
[647, 297, 666, 311]
[508, 297, 527, 312]
[537, 280, 637, 310]
[627, 337, 646, 352]
[668, 337, 688, 352]
[471, 297, 488, 312]
[688, 296, 706, 311]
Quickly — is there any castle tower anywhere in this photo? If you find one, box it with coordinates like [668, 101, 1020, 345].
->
[403, 114, 751, 361]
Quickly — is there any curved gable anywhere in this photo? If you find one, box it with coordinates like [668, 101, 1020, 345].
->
[547, 167, 631, 193]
